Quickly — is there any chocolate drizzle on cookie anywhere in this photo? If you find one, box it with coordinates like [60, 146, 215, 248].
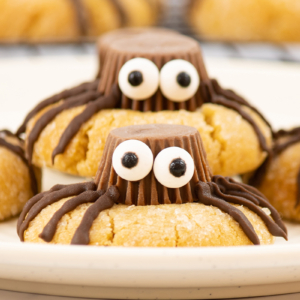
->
[17, 32, 271, 167]
[200, 78, 271, 153]
[70, 0, 131, 37]
[249, 126, 300, 207]
[0, 130, 38, 195]
[18, 125, 287, 246]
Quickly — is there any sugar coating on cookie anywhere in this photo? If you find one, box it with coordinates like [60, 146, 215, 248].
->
[24, 201, 275, 247]
[0, 130, 40, 221]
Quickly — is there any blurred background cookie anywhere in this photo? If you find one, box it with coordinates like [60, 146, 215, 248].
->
[0, 130, 40, 221]
[188, 0, 300, 42]
[248, 127, 300, 222]
[0, 0, 162, 42]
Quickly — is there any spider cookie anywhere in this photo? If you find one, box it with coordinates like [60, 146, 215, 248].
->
[0, 130, 40, 221]
[18, 124, 287, 247]
[248, 127, 300, 222]
[17, 30, 272, 177]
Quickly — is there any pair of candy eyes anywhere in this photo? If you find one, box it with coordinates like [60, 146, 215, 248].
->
[112, 140, 195, 188]
[118, 58, 200, 102]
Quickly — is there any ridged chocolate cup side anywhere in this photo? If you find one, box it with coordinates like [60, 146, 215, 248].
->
[97, 27, 179, 78]
[98, 32, 209, 112]
[94, 124, 212, 206]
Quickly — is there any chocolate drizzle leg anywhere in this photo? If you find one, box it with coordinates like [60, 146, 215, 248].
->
[211, 176, 287, 236]
[195, 176, 288, 245]
[200, 79, 271, 153]
[51, 84, 121, 163]
[40, 189, 104, 242]
[18, 182, 96, 241]
[71, 186, 119, 245]
[27, 89, 103, 163]
[0, 130, 38, 195]
[17, 80, 99, 136]
[195, 181, 260, 245]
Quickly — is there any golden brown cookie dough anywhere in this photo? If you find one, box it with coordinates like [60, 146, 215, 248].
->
[189, 0, 300, 42]
[0, 0, 160, 42]
[0, 132, 41, 221]
[26, 103, 271, 178]
[255, 139, 300, 222]
[24, 200, 275, 246]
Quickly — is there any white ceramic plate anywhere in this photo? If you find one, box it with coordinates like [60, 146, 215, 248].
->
[0, 56, 300, 299]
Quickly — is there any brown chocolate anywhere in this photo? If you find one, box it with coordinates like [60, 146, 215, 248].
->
[18, 182, 97, 241]
[16, 80, 99, 136]
[0, 130, 38, 196]
[95, 124, 212, 205]
[97, 27, 179, 78]
[200, 79, 271, 153]
[52, 84, 121, 162]
[18, 124, 287, 246]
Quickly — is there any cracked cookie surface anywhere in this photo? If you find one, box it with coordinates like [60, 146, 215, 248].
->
[24, 200, 274, 246]
[26, 103, 271, 177]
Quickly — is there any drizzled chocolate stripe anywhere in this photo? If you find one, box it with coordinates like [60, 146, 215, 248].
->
[70, 0, 89, 36]
[52, 84, 121, 163]
[212, 176, 287, 237]
[200, 79, 270, 153]
[40, 189, 104, 242]
[71, 186, 119, 245]
[196, 177, 287, 245]
[0, 131, 38, 196]
[196, 180, 260, 245]
[17, 80, 99, 136]
[214, 176, 286, 231]
[27, 90, 102, 163]
[110, 0, 128, 26]
[210, 79, 273, 132]
[18, 182, 96, 241]
[17, 184, 67, 235]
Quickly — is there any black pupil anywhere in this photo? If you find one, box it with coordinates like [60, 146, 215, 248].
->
[176, 72, 191, 87]
[122, 152, 138, 169]
[128, 71, 143, 86]
[169, 158, 186, 178]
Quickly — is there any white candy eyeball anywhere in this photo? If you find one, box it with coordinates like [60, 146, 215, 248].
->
[118, 58, 159, 100]
[112, 140, 153, 181]
[159, 59, 200, 102]
[153, 147, 194, 188]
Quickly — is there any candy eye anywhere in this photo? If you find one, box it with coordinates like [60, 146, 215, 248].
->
[153, 147, 194, 188]
[112, 140, 153, 181]
[159, 59, 200, 102]
[118, 58, 159, 100]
